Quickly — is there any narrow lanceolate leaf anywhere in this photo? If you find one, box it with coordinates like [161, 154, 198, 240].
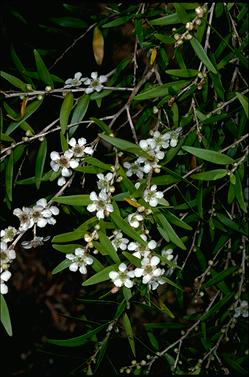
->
[98, 231, 120, 263]
[173, 3, 190, 23]
[60, 92, 74, 134]
[110, 212, 147, 246]
[182, 146, 234, 165]
[93, 26, 104, 66]
[6, 99, 43, 136]
[200, 292, 234, 321]
[84, 156, 112, 170]
[165, 69, 199, 78]
[35, 138, 47, 189]
[133, 80, 189, 101]
[0, 294, 13, 336]
[191, 169, 227, 181]
[47, 323, 107, 347]
[150, 13, 181, 26]
[34, 49, 54, 87]
[0, 71, 27, 91]
[82, 264, 118, 286]
[99, 133, 152, 160]
[122, 252, 141, 267]
[190, 38, 218, 74]
[202, 266, 237, 288]
[52, 244, 83, 253]
[102, 16, 131, 28]
[69, 94, 90, 136]
[52, 259, 72, 274]
[91, 117, 112, 134]
[234, 171, 247, 213]
[155, 211, 186, 250]
[161, 276, 183, 291]
[123, 313, 136, 357]
[236, 92, 249, 118]
[5, 152, 13, 202]
[53, 195, 91, 206]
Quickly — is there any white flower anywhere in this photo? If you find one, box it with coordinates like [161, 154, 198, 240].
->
[148, 275, 165, 290]
[97, 172, 114, 193]
[234, 300, 249, 318]
[127, 212, 144, 228]
[50, 150, 79, 186]
[66, 247, 93, 274]
[68, 137, 94, 158]
[21, 236, 50, 249]
[64, 72, 85, 88]
[169, 127, 182, 148]
[143, 185, 164, 207]
[161, 248, 174, 261]
[134, 255, 164, 285]
[128, 235, 157, 259]
[0, 270, 12, 295]
[13, 207, 34, 231]
[136, 156, 161, 174]
[0, 226, 17, 243]
[111, 231, 129, 251]
[123, 160, 144, 179]
[109, 263, 135, 288]
[84, 72, 108, 94]
[151, 131, 170, 150]
[139, 139, 165, 160]
[87, 191, 114, 219]
[31, 198, 59, 228]
[0, 241, 16, 265]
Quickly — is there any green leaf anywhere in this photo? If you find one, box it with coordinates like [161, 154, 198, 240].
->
[5, 153, 13, 202]
[110, 212, 147, 246]
[173, 3, 190, 23]
[90, 117, 111, 134]
[53, 195, 91, 206]
[203, 266, 237, 288]
[182, 146, 234, 165]
[52, 218, 97, 243]
[190, 38, 218, 74]
[223, 354, 248, 375]
[133, 80, 189, 101]
[69, 95, 90, 136]
[6, 99, 43, 136]
[52, 259, 72, 274]
[50, 16, 87, 28]
[60, 92, 74, 134]
[122, 252, 141, 267]
[165, 69, 198, 78]
[52, 244, 83, 253]
[102, 16, 131, 28]
[47, 323, 107, 347]
[34, 49, 54, 87]
[191, 169, 227, 181]
[82, 264, 118, 286]
[161, 276, 183, 291]
[236, 92, 249, 118]
[123, 313, 136, 357]
[150, 13, 181, 26]
[0, 294, 12, 336]
[84, 156, 112, 170]
[165, 210, 192, 230]
[0, 71, 27, 91]
[154, 211, 186, 250]
[99, 133, 152, 160]
[35, 138, 47, 189]
[98, 231, 120, 263]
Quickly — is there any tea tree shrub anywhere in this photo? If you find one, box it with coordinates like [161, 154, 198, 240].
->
[0, 2, 248, 376]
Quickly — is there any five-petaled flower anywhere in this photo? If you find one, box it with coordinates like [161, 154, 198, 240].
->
[109, 263, 135, 288]
[111, 231, 129, 251]
[66, 248, 93, 274]
[143, 185, 164, 207]
[30, 198, 59, 228]
[127, 212, 144, 228]
[64, 72, 85, 88]
[87, 191, 114, 219]
[13, 206, 34, 231]
[50, 150, 79, 186]
[68, 137, 94, 158]
[0, 226, 17, 243]
[84, 72, 107, 94]
[134, 256, 165, 286]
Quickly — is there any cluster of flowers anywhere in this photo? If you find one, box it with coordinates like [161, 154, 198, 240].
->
[123, 129, 182, 180]
[173, 5, 207, 47]
[0, 198, 59, 294]
[64, 71, 108, 93]
[50, 137, 94, 186]
[234, 300, 248, 318]
[65, 228, 177, 291]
